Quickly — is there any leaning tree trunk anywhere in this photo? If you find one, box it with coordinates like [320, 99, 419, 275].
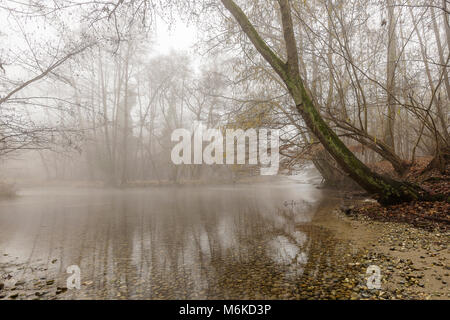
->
[221, 0, 435, 205]
[312, 148, 360, 189]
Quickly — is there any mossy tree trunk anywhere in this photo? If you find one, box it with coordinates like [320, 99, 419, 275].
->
[221, 0, 431, 205]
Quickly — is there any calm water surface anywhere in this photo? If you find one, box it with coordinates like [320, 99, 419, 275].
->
[0, 177, 348, 299]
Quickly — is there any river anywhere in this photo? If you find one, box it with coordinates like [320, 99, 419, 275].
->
[0, 175, 358, 299]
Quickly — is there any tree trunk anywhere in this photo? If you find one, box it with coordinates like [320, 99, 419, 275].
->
[221, 0, 432, 205]
[385, 0, 397, 150]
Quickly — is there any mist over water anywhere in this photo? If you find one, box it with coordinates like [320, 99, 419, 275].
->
[0, 174, 330, 299]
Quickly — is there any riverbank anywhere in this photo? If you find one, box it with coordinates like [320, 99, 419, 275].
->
[305, 194, 449, 300]
[341, 209, 449, 299]
[7, 174, 311, 190]
[305, 159, 449, 299]
[345, 159, 449, 232]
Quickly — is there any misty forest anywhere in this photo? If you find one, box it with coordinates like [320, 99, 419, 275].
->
[0, 0, 449, 300]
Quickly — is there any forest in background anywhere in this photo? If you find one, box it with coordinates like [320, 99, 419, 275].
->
[0, 0, 448, 206]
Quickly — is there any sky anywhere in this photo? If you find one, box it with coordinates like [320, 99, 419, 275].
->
[0, 2, 198, 59]
[153, 17, 197, 54]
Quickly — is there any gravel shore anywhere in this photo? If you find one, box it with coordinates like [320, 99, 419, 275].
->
[305, 199, 449, 300]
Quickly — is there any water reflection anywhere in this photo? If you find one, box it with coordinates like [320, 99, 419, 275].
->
[0, 182, 326, 299]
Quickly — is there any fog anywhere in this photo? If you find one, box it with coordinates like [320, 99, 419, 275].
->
[0, 0, 448, 301]
[1, 0, 448, 189]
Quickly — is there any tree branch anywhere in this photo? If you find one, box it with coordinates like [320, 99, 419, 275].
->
[220, 0, 288, 81]
[0, 44, 93, 106]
